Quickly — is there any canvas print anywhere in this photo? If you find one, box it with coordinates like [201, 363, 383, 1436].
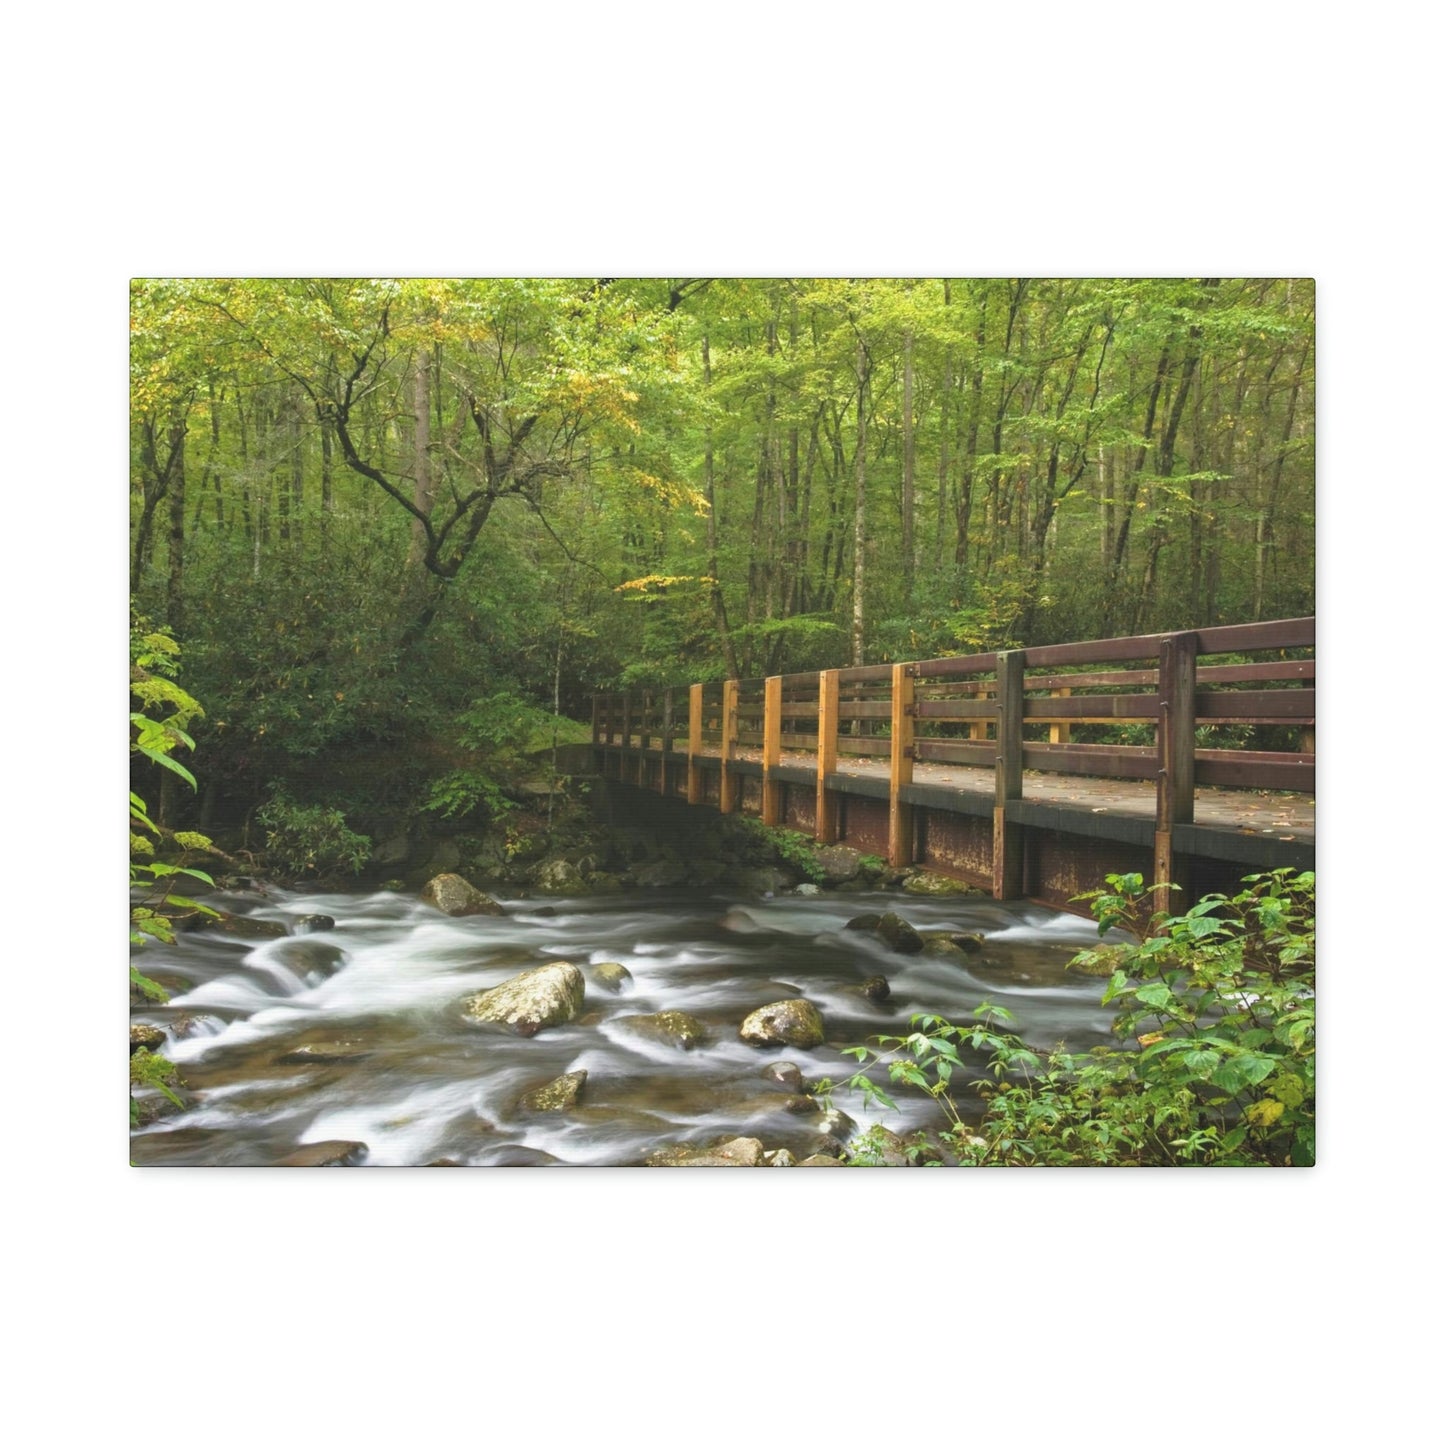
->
[129, 278, 1315, 1166]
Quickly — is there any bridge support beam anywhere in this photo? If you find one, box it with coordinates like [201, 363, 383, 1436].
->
[719, 679, 740, 814]
[1153, 632, 1198, 904]
[992, 650, 1024, 899]
[687, 684, 703, 804]
[888, 663, 915, 869]
[815, 670, 839, 845]
[762, 676, 783, 826]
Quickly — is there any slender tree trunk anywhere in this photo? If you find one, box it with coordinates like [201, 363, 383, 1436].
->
[407, 347, 433, 573]
[702, 335, 740, 677]
[901, 326, 916, 603]
[851, 337, 869, 668]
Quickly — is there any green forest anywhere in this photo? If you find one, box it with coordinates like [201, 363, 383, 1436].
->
[130, 276, 1314, 840]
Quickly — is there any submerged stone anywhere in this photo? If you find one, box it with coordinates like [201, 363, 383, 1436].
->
[590, 962, 634, 994]
[519, 1070, 588, 1112]
[205, 911, 287, 940]
[277, 1140, 369, 1166]
[901, 871, 978, 897]
[617, 1010, 708, 1050]
[460, 962, 585, 1036]
[293, 914, 336, 933]
[646, 1136, 764, 1167]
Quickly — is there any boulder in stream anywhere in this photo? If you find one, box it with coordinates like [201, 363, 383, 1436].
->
[739, 998, 825, 1049]
[519, 1070, 588, 1112]
[760, 1060, 805, 1092]
[460, 961, 585, 1036]
[846, 911, 924, 954]
[293, 913, 336, 933]
[534, 857, 586, 894]
[589, 962, 634, 994]
[420, 873, 506, 917]
[901, 871, 979, 897]
[204, 910, 288, 941]
[815, 845, 864, 883]
[130, 1023, 167, 1054]
[846, 1124, 913, 1166]
[277, 1140, 369, 1166]
[617, 1010, 708, 1050]
[646, 1136, 764, 1166]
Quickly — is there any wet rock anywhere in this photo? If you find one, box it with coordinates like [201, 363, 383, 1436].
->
[783, 1094, 821, 1115]
[761, 1060, 805, 1092]
[529, 905, 559, 918]
[816, 1107, 856, 1143]
[277, 1140, 369, 1166]
[460, 961, 585, 1036]
[617, 1010, 708, 1050]
[852, 974, 891, 1002]
[277, 1038, 372, 1065]
[519, 1070, 587, 1112]
[205, 910, 288, 940]
[765, 1149, 798, 1167]
[739, 999, 825, 1049]
[589, 962, 633, 994]
[728, 866, 791, 896]
[130, 1023, 166, 1054]
[646, 1136, 764, 1167]
[844, 912, 882, 932]
[293, 913, 336, 934]
[815, 845, 864, 883]
[846, 1124, 912, 1166]
[951, 932, 985, 953]
[922, 937, 971, 961]
[793, 883, 822, 898]
[877, 912, 924, 953]
[421, 873, 506, 917]
[276, 938, 346, 977]
[901, 871, 978, 897]
[171, 1013, 221, 1040]
[535, 857, 586, 894]
[427, 1158, 462, 1166]
[798, 1153, 845, 1166]
[1068, 943, 1131, 977]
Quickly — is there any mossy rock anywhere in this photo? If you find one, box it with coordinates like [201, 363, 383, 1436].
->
[519, 1070, 587, 1112]
[421, 873, 506, 917]
[617, 1010, 708, 1050]
[646, 1136, 764, 1167]
[589, 962, 634, 993]
[901, 871, 978, 897]
[460, 962, 585, 1036]
[739, 998, 825, 1049]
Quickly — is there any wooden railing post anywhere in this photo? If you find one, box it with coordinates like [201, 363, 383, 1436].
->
[992, 650, 1024, 899]
[1154, 633, 1198, 900]
[687, 684, 703, 804]
[888, 663, 916, 869]
[659, 689, 674, 795]
[1048, 686, 1072, 745]
[762, 675, 783, 826]
[815, 670, 839, 844]
[719, 678, 740, 814]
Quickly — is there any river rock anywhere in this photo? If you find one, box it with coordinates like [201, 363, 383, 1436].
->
[765, 1149, 798, 1167]
[130, 1023, 166, 1054]
[293, 913, 336, 934]
[728, 865, 791, 896]
[846, 911, 924, 953]
[739, 998, 825, 1049]
[421, 873, 505, 917]
[589, 962, 633, 993]
[276, 938, 346, 978]
[798, 1153, 845, 1166]
[617, 1010, 707, 1050]
[846, 1124, 912, 1166]
[816, 1107, 856, 1142]
[922, 937, 971, 961]
[277, 1039, 372, 1065]
[646, 1136, 764, 1167]
[761, 1060, 805, 1092]
[901, 871, 977, 897]
[205, 910, 288, 940]
[519, 1070, 587, 1112]
[277, 1139, 369, 1166]
[851, 974, 890, 1002]
[460, 962, 585, 1036]
[815, 845, 864, 883]
[535, 857, 585, 894]
[793, 883, 821, 897]
[844, 912, 883, 932]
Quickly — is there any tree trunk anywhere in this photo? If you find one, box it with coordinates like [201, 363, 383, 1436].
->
[851, 337, 869, 668]
[901, 326, 916, 602]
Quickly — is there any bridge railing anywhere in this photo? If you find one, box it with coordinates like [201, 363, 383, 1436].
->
[592, 615, 1314, 888]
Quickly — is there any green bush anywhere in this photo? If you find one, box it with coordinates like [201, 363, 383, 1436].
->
[256, 790, 371, 879]
[829, 869, 1315, 1166]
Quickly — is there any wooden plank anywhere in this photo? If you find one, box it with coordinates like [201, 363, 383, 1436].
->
[687, 683, 703, 804]
[835, 736, 893, 757]
[1195, 616, 1314, 654]
[1157, 632, 1198, 828]
[993, 651, 1024, 899]
[719, 678, 740, 814]
[816, 669, 840, 845]
[913, 738, 996, 765]
[1021, 745, 1157, 780]
[1195, 689, 1315, 720]
[837, 701, 894, 720]
[911, 652, 998, 679]
[1023, 693, 1162, 720]
[912, 699, 997, 719]
[1048, 687, 1072, 745]
[1195, 755, 1316, 792]
[889, 663, 915, 869]
[836, 664, 896, 684]
[762, 675, 783, 826]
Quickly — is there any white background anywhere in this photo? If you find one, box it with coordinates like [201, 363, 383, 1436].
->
[4, 3, 1430, 1438]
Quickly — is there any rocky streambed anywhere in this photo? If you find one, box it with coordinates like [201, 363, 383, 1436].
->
[129, 876, 1121, 1167]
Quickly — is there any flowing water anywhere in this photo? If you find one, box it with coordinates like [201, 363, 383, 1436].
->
[130, 886, 1120, 1166]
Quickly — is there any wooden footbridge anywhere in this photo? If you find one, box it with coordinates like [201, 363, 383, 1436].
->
[591, 617, 1315, 910]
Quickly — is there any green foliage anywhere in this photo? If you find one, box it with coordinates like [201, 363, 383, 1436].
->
[736, 819, 826, 883]
[130, 1048, 185, 1126]
[421, 692, 565, 823]
[831, 869, 1315, 1166]
[256, 788, 371, 878]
